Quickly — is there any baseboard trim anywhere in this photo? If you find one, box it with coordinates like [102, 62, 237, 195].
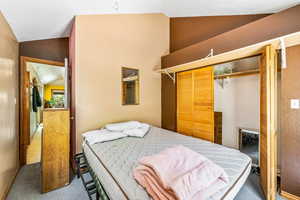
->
[281, 191, 300, 200]
[0, 167, 19, 200]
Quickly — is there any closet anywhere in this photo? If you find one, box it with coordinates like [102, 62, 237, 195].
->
[177, 66, 214, 142]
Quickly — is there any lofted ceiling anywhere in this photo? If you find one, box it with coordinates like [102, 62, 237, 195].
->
[28, 62, 65, 86]
[0, 0, 299, 42]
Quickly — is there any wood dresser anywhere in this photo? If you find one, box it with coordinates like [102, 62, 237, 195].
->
[214, 112, 222, 145]
[42, 109, 70, 193]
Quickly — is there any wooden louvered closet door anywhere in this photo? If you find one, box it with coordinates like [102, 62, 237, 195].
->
[177, 66, 214, 142]
[192, 67, 214, 141]
[177, 71, 193, 136]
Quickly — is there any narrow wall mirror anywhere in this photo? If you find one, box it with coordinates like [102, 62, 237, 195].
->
[122, 67, 139, 105]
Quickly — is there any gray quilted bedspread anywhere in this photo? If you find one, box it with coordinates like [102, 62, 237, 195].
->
[83, 126, 251, 200]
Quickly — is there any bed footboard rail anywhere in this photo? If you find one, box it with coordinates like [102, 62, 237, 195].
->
[74, 153, 100, 200]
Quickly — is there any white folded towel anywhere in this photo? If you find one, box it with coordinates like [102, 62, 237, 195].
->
[105, 121, 142, 132]
[123, 123, 150, 138]
[83, 129, 127, 145]
[82, 121, 150, 144]
[82, 129, 103, 138]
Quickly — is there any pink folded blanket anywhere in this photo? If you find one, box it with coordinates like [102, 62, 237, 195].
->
[133, 145, 229, 200]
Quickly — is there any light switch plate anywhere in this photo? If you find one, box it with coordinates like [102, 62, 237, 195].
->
[291, 99, 300, 109]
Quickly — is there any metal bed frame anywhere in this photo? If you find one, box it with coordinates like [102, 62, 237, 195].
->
[74, 153, 110, 200]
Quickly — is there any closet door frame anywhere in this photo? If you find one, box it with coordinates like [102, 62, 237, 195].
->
[20, 56, 65, 166]
[174, 44, 277, 200]
[259, 45, 278, 200]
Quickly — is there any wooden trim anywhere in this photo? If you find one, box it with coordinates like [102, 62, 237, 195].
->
[259, 45, 278, 200]
[214, 69, 259, 79]
[0, 167, 19, 200]
[19, 56, 65, 166]
[160, 49, 262, 74]
[281, 191, 300, 200]
[20, 57, 30, 165]
[21, 56, 64, 67]
[69, 22, 76, 171]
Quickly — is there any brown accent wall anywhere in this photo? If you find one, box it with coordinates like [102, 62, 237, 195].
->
[162, 5, 300, 69]
[0, 12, 19, 200]
[161, 75, 177, 130]
[19, 38, 69, 62]
[281, 45, 300, 197]
[170, 14, 269, 52]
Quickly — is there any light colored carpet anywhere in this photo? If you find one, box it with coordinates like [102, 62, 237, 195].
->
[234, 172, 285, 200]
[6, 164, 88, 200]
[7, 164, 285, 200]
[234, 171, 265, 200]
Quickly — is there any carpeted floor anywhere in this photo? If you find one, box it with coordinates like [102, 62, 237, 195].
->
[6, 164, 88, 200]
[7, 164, 285, 200]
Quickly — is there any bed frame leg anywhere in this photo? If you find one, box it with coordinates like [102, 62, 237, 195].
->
[96, 191, 99, 200]
[77, 168, 80, 178]
[75, 153, 103, 200]
[74, 153, 84, 179]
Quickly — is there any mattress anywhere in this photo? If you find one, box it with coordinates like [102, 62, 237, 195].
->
[83, 126, 251, 200]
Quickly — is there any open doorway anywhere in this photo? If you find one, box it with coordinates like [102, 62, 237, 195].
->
[214, 56, 263, 197]
[20, 57, 67, 166]
[214, 56, 260, 153]
[213, 52, 280, 199]
[26, 61, 66, 164]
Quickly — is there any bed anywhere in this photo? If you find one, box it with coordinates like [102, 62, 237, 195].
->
[82, 126, 252, 200]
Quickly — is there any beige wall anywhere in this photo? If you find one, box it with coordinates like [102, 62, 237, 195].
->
[0, 12, 19, 200]
[75, 13, 169, 152]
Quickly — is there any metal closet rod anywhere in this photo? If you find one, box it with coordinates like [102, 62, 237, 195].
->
[214, 69, 260, 80]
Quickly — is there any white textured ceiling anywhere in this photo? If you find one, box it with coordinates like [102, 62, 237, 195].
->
[165, 0, 300, 17]
[1, 0, 299, 42]
[28, 62, 65, 86]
